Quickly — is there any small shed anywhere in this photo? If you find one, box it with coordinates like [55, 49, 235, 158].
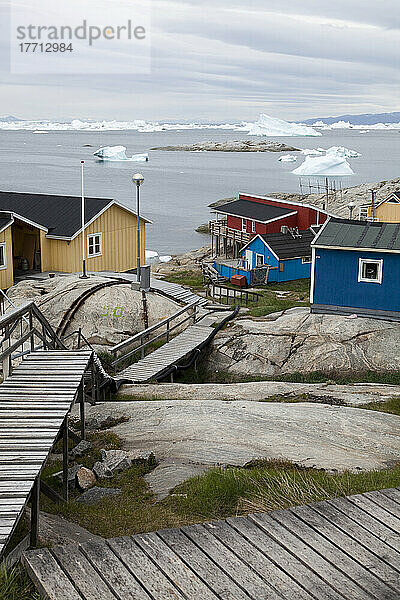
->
[311, 217, 400, 320]
[214, 227, 317, 285]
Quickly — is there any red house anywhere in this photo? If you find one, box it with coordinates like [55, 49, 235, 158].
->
[210, 193, 332, 257]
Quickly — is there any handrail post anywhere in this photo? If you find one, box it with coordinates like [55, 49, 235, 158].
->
[166, 320, 170, 342]
[141, 335, 145, 359]
[77, 328, 82, 350]
[29, 310, 34, 353]
[30, 476, 40, 549]
[62, 418, 69, 502]
[2, 324, 10, 379]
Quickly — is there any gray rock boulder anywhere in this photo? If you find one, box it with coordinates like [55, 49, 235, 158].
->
[76, 487, 122, 506]
[76, 466, 96, 491]
[68, 440, 92, 459]
[93, 449, 132, 478]
[208, 308, 400, 377]
[6, 274, 182, 350]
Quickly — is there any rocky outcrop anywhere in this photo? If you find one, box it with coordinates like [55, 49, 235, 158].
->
[207, 307, 400, 377]
[151, 140, 300, 152]
[152, 246, 212, 275]
[6, 275, 181, 349]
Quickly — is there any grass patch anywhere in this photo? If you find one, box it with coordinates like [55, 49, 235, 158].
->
[246, 279, 310, 317]
[163, 270, 204, 288]
[0, 565, 41, 600]
[361, 396, 400, 416]
[170, 460, 400, 520]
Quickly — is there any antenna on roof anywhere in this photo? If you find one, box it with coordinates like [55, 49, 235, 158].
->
[80, 160, 89, 279]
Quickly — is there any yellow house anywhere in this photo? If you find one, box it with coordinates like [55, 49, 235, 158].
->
[360, 192, 400, 223]
[0, 192, 151, 290]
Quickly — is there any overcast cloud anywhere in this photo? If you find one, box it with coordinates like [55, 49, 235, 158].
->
[0, 0, 399, 121]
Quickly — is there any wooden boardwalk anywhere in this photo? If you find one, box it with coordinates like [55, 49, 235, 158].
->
[0, 350, 93, 558]
[23, 487, 400, 599]
[119, 323, 215, 383]
[96, 271, 208, 307]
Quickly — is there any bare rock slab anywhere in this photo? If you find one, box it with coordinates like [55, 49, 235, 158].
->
[208, 308, 400, 377]
[145, 462, 210, 501]
[118, 381, 400, 406]
[85, 400, 400, 497]
[25, 508, 102, 547]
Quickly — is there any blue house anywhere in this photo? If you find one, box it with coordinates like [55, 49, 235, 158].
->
[215, 227, 317, 285]
[311, 217, 400, 320]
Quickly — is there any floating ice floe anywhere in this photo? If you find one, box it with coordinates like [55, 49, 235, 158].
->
[94, 146, 149, 162]
[159, 255, 172, 263]
[301, 148, 325, 156]
[292, 154, 354, 177]
[278, 154, 297, 162]
[312, 120, 400, 131]
[145, 250, 159, 264]
[243, 114, 322, 137]
[33, 130, 49, 134]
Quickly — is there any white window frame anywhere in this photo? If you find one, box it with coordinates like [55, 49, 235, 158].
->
[251, 220, 256, 233]
[359, 206, 369, 221]
[358, 258, 383, 284]
[302, 256, 312, 264]
[242, 218, 247, 233]
[0, 242, 6, 270]
[87, 232, 103, 258]
[255, 253, 264, 267]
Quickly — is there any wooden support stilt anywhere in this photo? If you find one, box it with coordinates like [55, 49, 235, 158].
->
[62, 419, 69, 502]
[80, 379, 86, 441]
[30, 477, 40, 549]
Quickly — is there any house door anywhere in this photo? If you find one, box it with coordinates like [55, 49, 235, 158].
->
[245, 250, 253, 270]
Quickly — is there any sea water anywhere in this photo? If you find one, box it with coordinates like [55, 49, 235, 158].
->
[0, 128, 399, 254]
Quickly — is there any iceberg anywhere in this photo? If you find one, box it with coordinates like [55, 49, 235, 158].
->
[93, 146, 149, 162]
[278, 154, 297, 162]
[244, 114, 322, 137]
[292, 154, 354, 177]
[159, 255, 172, 263]
[326, 146, 361, 159]
[145, 250, 159, 264]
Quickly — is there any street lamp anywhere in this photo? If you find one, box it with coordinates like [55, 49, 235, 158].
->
[133, 173, 145, 282]
[348, 201, 356, 219]
[80, 160, 89, 279]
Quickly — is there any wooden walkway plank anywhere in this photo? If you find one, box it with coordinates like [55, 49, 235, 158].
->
[22, 549, 85, 600]
[108, 536, 186, 600]
[0, 349, 93, 559]
[249, 512, 372, 600]
[290, 503, 400, 593]
[270, 507, 397, 599]
[347, 493, 400, 532]
[158, 526, 255, 600]
[79, 539, 153, 600]
[310, 500, 400, 573]
[203, 519, 316, 600]
[133, 531, 220, 600]
[362, 490, 400, 519]
[228, 515, 346, 600]
[51, 545, 119, 600]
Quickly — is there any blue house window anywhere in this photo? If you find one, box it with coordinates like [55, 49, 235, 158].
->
[358, 258, 383, 284]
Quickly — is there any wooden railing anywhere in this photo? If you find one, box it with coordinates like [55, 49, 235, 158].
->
[0, 301, 67, 378]
[207, 284, 262, 306]
[109, 301, 201, 372]
[209, 220, 253, 245]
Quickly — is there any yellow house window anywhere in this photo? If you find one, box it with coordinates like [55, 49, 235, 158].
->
[87, 233, 102, 258]
[0, 242, 6, 270]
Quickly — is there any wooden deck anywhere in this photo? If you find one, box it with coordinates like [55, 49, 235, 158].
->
[119, 323, 215, 383]
[23, 487, 400, 599]
[0, 350, 93, 558]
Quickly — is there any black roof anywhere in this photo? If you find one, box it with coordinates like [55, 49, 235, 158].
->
[258, 229, 315, 259]
[0, 212, 13, 233]
[214, 199, 295, 223]
[0, 192, 112, 238]
[313, 217, 400, 252]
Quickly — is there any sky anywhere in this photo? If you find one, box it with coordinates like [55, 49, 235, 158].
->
[0, 0, 399, 122]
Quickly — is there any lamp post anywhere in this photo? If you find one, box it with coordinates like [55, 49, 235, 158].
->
[348, 201, 356, 219]
[133, 173, 144, 282]
[80, 160, 88, 279]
